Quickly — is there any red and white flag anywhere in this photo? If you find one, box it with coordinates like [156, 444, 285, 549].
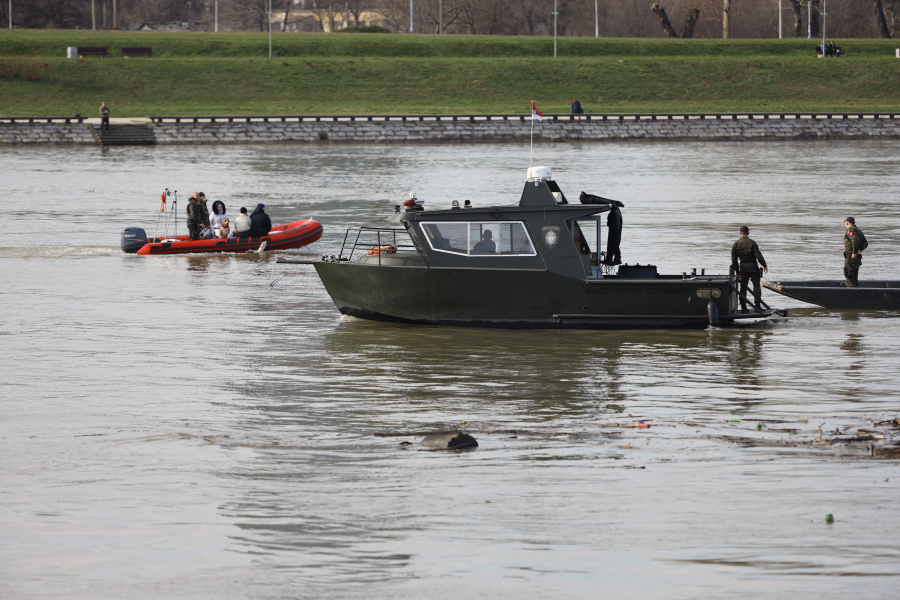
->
[531, 102, 543, 121]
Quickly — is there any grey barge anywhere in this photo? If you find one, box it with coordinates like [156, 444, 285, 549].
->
[280, 168, 787, 329]
[763, 280, 900, 310]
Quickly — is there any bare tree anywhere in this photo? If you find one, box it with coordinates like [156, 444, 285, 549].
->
[681, 7, 699, 37]
[874, 0, 892, 36]
[650, 3, 679, 37]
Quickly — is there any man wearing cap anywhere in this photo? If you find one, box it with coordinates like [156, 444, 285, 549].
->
[731, 225, 768, 312]
[844, 217, 866, 287]
[197, 192, 210, 229]
[186, 193, 204, 241]
[249, 203, 272, 238]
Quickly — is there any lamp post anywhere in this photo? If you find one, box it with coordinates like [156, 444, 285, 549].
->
[778, 0, 782, 39]
[553, 0, 558, 59]
[187, 1, 191, 28]
[594, 0, 598, 37]
[91, 0, 96, 29]
[821, 0, 826, 48]
[8, 0, 11, 29]
[113, 0, 117, 29]
[807, 0, 811, 38]
[439, 0, 442, 34]
[409, 0, 413, 33]
[215, 0, 218, 31]
[268, 0, 273, 58]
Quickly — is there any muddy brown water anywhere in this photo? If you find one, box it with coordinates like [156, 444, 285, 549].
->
[2, 141, 900, 599]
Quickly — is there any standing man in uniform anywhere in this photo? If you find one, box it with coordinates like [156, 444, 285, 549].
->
[843, 217, 865, 287]
[731, 225, 769, 312]
[99, 101, 110, 132]
[186, 193, 204, 241]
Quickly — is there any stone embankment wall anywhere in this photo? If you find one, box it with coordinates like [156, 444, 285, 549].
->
[0, 123, 96, 145]
[5, 117, 900, 145]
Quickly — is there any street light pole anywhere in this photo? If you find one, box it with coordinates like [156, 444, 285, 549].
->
[215, 0, 218, 31]
[807, 0, 811, 38]
[8, 0, 12, 29]
[553, 0, 558, 59]
[439, 0, 442, 34]
[778, 0, 782, 39]
[91, 0, 96, 29]
[268, 0, 273, 59]
[113, 0, 117, 29]
[409, 0, 413, 33]
[821, 0, 826, 47]
[594, 0, 598, 37]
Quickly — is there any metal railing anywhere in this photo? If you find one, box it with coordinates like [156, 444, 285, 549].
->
[339, 227, 416, 265]
[147, 112, 900, 125]
[0, 116, 86, 124]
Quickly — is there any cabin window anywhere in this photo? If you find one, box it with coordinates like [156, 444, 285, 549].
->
[420, 222, 536, 256]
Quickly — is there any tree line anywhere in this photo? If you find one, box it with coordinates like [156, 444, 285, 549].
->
[5, 0, 900, 39]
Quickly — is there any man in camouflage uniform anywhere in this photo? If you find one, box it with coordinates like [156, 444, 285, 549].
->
[843, 217, 864, 287]
[186, 193, 204, 241]
[731, 225, 769, 312]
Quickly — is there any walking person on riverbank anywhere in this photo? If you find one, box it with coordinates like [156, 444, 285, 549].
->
[99, 101, 110, 132]
[731, 226, 768, 312]
[844, 217, 867, 287]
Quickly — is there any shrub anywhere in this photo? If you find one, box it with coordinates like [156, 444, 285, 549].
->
[336, 25, 391, 34]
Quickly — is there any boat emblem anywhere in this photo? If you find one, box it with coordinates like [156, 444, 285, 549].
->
[542, 226, 559, 249]
[696, 288, 721, 299]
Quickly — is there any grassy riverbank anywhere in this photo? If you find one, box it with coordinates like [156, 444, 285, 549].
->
[2, 30, 900, 116]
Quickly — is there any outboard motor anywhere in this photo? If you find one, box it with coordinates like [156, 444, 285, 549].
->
[121, 227, 148, 253]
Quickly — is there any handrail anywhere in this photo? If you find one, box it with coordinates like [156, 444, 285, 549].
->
[146, 112, 900, 125]
[339, 226, 416, 265]
[0, 116, 86, 124]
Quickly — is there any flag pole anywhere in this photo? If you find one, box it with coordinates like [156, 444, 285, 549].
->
[530, 100, 534, 170]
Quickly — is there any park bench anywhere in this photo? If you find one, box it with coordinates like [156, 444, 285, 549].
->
[77, 47, 109, 58]
[122, 47, 154, 58]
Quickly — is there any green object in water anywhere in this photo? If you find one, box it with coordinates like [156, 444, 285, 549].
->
[826, 514, 835, 524]
[757, 423, 763, 431]
[726, 418, 741, 424]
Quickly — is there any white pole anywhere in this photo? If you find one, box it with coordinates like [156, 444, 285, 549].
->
[268, 0, 273, 59]
[91, 0, 96, 29]
[439, 0, 442, 34]
[530, 100, 534, 170]
[553, 0, 557, 58]
[8, 0, 11, 29]
[821, 0, 826, 49]
[778, 0, 782, 39]
[409, 0, 413, 33]
[215, 0, 218, 31]
[113, 0, 117, 29]
[807, 0, 811, 38]
[594, 0, 598, 37]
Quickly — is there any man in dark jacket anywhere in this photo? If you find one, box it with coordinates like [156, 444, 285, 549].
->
[571, 99, 584, 115]
[731, 225, 769, 312]
[186, 194, 204, 240]
[249, 203, 272, 238]
[844, 217, 865, 287]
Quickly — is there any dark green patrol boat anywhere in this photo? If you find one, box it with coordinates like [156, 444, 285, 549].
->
[278, 168, 787, 329]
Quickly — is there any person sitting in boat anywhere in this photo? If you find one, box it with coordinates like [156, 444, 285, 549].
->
[249, 203, 272, 238]
[209, 201, 230, 238]
[234, 207, 252, 238]
[472, 230, 496, 254]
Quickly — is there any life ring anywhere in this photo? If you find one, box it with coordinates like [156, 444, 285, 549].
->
[367, 245, 397, 255]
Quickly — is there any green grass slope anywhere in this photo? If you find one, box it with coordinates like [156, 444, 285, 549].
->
[2, 31, 899, 116]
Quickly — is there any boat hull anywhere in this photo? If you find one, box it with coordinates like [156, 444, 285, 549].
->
[136, 220, 322, 255]
[762, 280, 900, 310]
[314, 259, 758, 329]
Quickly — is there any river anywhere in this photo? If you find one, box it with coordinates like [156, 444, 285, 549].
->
[2, 141, 899, 599]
